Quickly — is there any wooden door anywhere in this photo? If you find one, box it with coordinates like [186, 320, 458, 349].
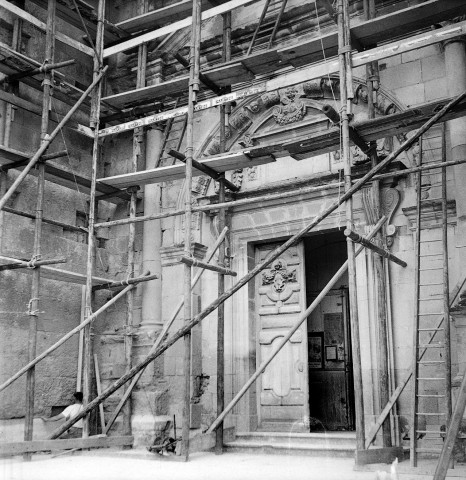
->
[255, 242, 309, 430]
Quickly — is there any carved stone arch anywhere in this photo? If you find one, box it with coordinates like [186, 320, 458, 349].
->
[173, 75, 412, 243]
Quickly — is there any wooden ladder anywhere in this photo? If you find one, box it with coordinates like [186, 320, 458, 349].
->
[156, 99, 188, 168]
[246, 0, 288, 55]
[410, 125, 452, 466]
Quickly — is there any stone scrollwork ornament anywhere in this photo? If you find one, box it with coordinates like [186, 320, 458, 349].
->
[381, 187, 401, 248]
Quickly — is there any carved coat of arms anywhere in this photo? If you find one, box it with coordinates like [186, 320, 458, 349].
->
[273, 87, 305, 125]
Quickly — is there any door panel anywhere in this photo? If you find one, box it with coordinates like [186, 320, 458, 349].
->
[255, 242, 309, 429]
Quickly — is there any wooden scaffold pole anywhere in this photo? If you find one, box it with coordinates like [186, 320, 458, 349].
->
[338, 0, 365, 451]
[215, 8, 231, 455]
[24, 0, 56, 458]
[82, 0, 106, 438]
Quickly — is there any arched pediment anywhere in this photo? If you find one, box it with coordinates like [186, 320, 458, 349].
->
[173, 76, 415, 243]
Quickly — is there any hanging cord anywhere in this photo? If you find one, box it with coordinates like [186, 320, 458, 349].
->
[314, 2, 338, 110]
[51, 99, 107, 274]
[314, 0, 343, 227]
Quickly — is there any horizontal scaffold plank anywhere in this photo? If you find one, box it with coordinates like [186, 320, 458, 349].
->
[103, 75, 189, 110]
[103, 63, 251, 110]
[99, 95, 466, 190]
[265, 96, 466, 159]
[116, 0, 233, 34]
[0, 435, 133, 456]
[0, 145, 128, 204]
[98, 152, 275, 188]
[0, 255, 111, 286]
[95, 20, 466, 136]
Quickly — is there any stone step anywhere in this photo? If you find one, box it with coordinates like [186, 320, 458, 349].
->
[235, 431, 356, 446]
[224, 432, 356, 457]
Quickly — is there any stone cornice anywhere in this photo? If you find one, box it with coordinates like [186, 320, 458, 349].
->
[402, 200, 457, 229]
[160, 242, 208, 267]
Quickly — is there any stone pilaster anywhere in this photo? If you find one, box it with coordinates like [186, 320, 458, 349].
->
[160, 243, 207, 431]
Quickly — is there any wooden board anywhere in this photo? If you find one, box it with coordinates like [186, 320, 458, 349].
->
[0, 145, 127, 204]
[102, 62, 254, 109]
[0, 435, 133, 456]
[98, 152, 275, 188]
[102, 76, 189, 109]
[283, 96, 466, 159]
[240, 49, 282, 76]
[116, 0, 231, 33]
[204, 62, 254, 87]
[355, 447, 405, 466]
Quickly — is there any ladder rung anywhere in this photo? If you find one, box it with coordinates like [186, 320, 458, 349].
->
[419, 360, 445, 364]
[417, 394, 445, 398]
[419, 282, 444, 286]
[418, 328, 444, 331]
[419, 253, 443, 258]
[420, 267, 444, 272]
[418, 344, 443, 348]
[418, 313, 444, 316]
[418, 378, 445, 381]
[417, 412, 446, 416]
[418, 298, 444, 301]
[416, 430, 444, 435]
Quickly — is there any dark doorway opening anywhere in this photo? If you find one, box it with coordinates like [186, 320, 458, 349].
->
[304, 230, 355, 431]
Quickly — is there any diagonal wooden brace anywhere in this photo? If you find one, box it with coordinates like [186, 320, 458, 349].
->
[180, 256, 237, 276]
[0, 66, 108, 212]
[168, 149, 240, 192]
[345, 228, 407, 267]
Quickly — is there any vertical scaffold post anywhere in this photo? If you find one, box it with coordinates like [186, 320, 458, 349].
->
[24, 0, 56, 456]
[123, 0, 148, 438]
[182, 0, 202, 461]
[83, 0, 106, 438]
[215, 9, 232, 455]
[338, 0, 365, 451]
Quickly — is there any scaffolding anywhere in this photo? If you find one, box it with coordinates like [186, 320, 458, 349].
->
[1, 0, 466, 475]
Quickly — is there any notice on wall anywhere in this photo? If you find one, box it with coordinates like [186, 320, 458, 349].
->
[323, 313, 345, 368]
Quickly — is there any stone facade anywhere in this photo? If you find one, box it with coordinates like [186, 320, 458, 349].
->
[0, 0, 465, 457]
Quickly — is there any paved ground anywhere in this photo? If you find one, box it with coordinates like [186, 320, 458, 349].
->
[1, 450, 380, 480]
